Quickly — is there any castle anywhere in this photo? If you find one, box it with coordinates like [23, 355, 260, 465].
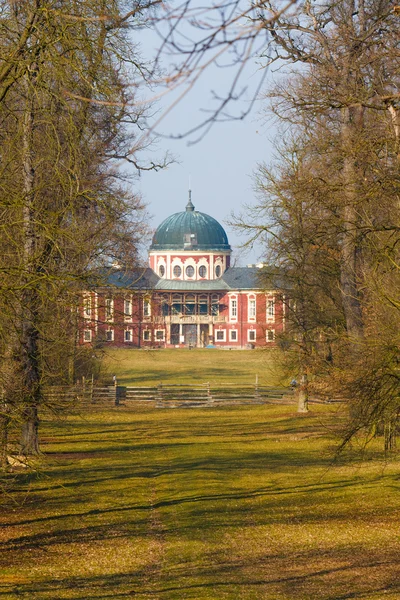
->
[80, 196, 285, 348]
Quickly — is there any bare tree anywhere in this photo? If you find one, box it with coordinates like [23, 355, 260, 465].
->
[234, 0, 400, 441]
[0, 0, 164, 458]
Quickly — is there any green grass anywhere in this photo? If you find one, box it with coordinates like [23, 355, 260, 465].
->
[103, 348, 285, 386]
[1, 403, 400, 599]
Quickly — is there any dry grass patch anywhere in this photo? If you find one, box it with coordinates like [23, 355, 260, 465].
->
[0, 404, 399, 599]
[102, 347, 284, 386]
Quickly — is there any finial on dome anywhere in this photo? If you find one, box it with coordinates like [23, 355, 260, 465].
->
[186, 188, 195, 212]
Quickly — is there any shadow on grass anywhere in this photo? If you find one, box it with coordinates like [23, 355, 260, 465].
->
[117, 365, 253, 384]
[2, 551, 400, 600]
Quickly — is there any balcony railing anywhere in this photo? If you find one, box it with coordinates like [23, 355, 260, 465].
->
[153, 315, 226, 324]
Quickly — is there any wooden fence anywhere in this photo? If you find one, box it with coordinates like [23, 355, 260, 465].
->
[42, 381, 296, 409]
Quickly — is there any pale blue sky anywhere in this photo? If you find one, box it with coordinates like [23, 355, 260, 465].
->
[135, 30, 277, 265]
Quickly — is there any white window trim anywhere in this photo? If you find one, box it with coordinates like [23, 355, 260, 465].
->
[105, 298, 114, 321]
[183, 258, 196, 280]
[267, 297, 275, 322]
[83, 295, 92, 319]
[143, 297, 151, 318]
[158, 259, 166, 278]
[83, 329, 92, 343]
[248, 296, 256, 322]
[171, 259, 183, 279]
[266, 329, 275, 343]
[143, 329, 151, 341]
[229, 296, 238, 322]
[124, 297, 132, 322]
[124, 329, 132, 342]
[198, 259, 208, 279]
[105, 329, 114, 342]
[229, 329, 238, 342]
[155, 329, 165, 342]
[248, 329, 256, 342]
[215, 329, 226, 342]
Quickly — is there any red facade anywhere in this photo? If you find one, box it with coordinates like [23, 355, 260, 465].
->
[80, 285, 285, 349]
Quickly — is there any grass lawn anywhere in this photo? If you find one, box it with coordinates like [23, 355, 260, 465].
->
[1, 403, 399, 599]
[102, 348, 285, 387]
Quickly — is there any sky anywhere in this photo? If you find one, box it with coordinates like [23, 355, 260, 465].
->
[135, 28, 278, 266]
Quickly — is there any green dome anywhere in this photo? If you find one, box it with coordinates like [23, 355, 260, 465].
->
[150, 197, 231, 251]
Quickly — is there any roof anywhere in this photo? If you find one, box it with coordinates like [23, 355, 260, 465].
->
[98, 266, 282, 292]
[222, 267, 264, 290]
[97, 267, 160, 290]
[150, 197, 231, 252]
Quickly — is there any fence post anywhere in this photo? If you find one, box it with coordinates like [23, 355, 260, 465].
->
[156, 383, 163, 407]
[90, 374, 94, 404]
[114, 376, 119, 406]
[254, 374, 261, 401]
[207, 382, 213, 403]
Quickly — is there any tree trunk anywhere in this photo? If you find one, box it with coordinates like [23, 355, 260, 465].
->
[297, 372, 309, 413]
[1, 400, 10, 469]
[21, 405, 40, 455]
[339, 105, 364, 341]
[20, 72, 41, 455]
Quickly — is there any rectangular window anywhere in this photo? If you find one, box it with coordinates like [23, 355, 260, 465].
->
[105, 298, 113, 321]
[199, 296, 208, 315]
[106, 329, 114, 342]
[184, 296, 196, 315]
[248, 330, 256, 342]
[155, 330, 165, 341]
[83, 296, 91, 318]
[83, 330, 92, 342]
[267, 299, 275, 320]
[143, 330, 151, 341]
[229, 329, 238, 342]
[124, 298, 132, 318]
[124, 330, 132, 342]
[248, 298, 256, 320]
[215, 330, 226, 342]
[211, 295, 219, 316]
[143, 298, 151, 317]
[266, 329, 275, 342]
[230, 297, 237, 320]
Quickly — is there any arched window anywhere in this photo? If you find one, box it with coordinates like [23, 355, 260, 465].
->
[211, 294, 219, 316]
[184, 294, 196, 315]
[199, 265, 207, 278]
[172, 294, 182, 315]
[215, 265, 221, 278]
[173, 265, 182, 277]
[159, 265, 165, 277]
[185, 265, 195, 277]
[198, 295, 208, 315]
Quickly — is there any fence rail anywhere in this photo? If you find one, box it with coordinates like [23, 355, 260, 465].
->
[42, 381, 298, 409]
[42, 382, 344, 410]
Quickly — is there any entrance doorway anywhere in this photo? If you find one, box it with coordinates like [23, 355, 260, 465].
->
[170, 324, 180, 345]
[199, 324, 209, 347]
[182, 324, 197, 347]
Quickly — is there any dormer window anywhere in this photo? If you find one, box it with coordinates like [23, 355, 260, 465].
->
[184, 233, 197, 248]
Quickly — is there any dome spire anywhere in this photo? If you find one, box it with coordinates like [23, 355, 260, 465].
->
[186, 188, 195, 212]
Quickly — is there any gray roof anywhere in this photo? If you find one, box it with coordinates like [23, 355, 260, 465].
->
[100, 268, 160, 290]
[222, 267, 263, 290]
[154, 278, 230, 291]
[99, 266, 281, 292]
